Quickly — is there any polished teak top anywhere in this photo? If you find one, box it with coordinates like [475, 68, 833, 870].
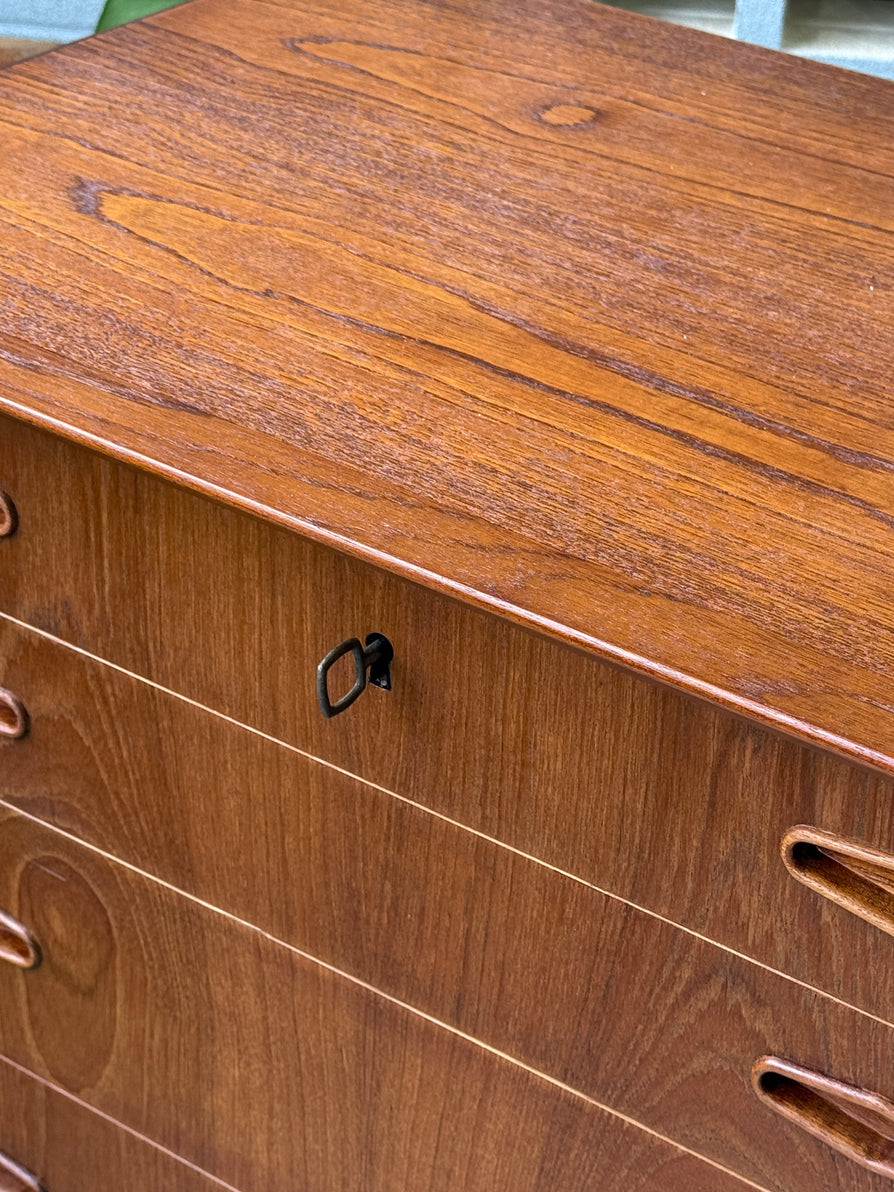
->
[0, 0, 892, 769]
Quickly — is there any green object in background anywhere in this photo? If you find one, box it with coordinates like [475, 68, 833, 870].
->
[96, 0, 182, 32]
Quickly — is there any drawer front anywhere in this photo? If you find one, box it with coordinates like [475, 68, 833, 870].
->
[0, 809, 755, 1192]
[4, 419, 894, 1023]
[3, 809, 894, 1190]
[0, 1057, 229, 1192]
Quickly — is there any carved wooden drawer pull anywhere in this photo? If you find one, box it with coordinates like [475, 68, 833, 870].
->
[0, 1149, 45, 1191]
[753, 1057, 894, 1177]
[0, 491, 17, 539]
[0, 909, 40, 970]
[782, 826, 894, 937]
[0, 689, 29, 741]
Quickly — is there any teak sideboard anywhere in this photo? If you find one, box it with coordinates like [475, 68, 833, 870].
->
[0, 1, 893, 1189]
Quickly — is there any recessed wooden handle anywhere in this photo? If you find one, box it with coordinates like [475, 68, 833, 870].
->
[0, 688, 29, 741]
[0, 491, 16, 539]
[753, 1057, 894, 1177]
[0, 908, 40, 970]
[782, 826, 894, 937]
[0, 1149, 44, 1192]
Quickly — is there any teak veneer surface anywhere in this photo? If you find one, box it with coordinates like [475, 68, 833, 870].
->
[4, 742, 894, 1190]
[9, 419, 894, 1019]
[7, 633, 894, 1189]
[0, 1058, 232, 1192]
[0, 808, 760, 1192]
[5, 614, 894, 1029]
[0, 0, 892, 768]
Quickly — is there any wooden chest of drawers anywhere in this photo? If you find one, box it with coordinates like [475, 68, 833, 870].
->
[1, 1, 893, 1189]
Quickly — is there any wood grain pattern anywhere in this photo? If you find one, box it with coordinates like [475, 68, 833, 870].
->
[0, 807, 760, 1192]
[0, 0, 891, 767]
[7, 429, 894, 1020]
[0, 1057, 235, 1192]
[2, 785, 894, 1189]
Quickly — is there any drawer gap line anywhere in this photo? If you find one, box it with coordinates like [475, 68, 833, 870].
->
[0, 835, 771, 1192]
[0, 1052, 246, 1192]
[1, 612, 889, 1033]
[0, 404, 889, 782]
[0, 797, 857, 1192]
